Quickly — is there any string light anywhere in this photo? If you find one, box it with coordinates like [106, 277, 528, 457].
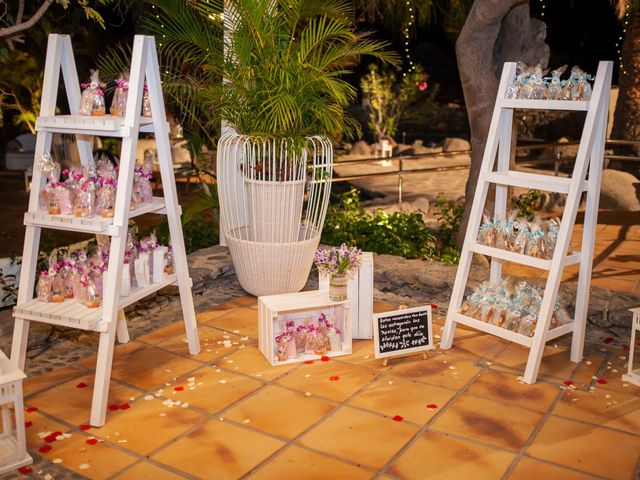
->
[402, 1, 416, 77]
[614, 2, 630, 76]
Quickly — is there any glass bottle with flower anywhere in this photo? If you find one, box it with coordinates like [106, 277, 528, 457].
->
[314, 243, 362, 301]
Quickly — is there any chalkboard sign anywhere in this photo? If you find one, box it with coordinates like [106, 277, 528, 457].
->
[373, 305, 433, 359]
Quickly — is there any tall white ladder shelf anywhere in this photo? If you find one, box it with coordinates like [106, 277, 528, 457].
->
[11, 34, 200, 426]
[441, 61, 612, 384]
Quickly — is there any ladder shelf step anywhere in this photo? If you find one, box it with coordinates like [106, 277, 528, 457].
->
[13, 274, 177, 332]
[24, 197, 168, 235]
[484, 171, 588, 194]
[35, 114, 157, 137]
[452, 312, 533, 347]
[499, 99, 590, 111]
[468, 242, 581, 269]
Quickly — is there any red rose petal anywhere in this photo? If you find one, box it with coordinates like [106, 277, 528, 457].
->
[26, 407, 38, 413]
[430, 304, 438, 309]
[108, 404, 120, 411]
[329, 375, 340, 382]
[86, 438, 98, 445]
[43, 431, 62, 443]
[76, 382, 87, 389]
[174, 386, 184, 391]
[38, 444, 53, 453]
[119, 403, 130, 410]
[25, 421, 33, 428]
[603, 337, 614, 344]
[80, 424, 91, 431]
[392, 415, 404, 422]
[321, 356, 330, 362]
[18, 466, 32, 474]
[597, 378, 608, 384]
[426, 403, 438, 409]
[304, 360, 314, 365]
[563, 381, 574, 386]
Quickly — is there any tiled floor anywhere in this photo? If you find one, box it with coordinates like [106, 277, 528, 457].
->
[13, 297, 640, 479]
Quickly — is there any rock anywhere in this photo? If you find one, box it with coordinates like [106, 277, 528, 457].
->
[350, 140, 373, 156]
[412, 139, 443, 155]
[442, 137, 471, 153]
[599, 169, 640, 211]
[556, 137, 579, 158]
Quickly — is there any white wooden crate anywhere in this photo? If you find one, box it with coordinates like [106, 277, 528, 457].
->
[258, 290, 351, 366]
[319, 251, 373, 339]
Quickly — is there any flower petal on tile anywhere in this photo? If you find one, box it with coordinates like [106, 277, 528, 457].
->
[321, 356, 330, 362]
[563, 380, 574, 386]
[26, 407, 38, 413]
[18, 467, 32, 474]
[304, 360, 314, 365]
[86, 438, 98, 445]
[174, 386, 184, 392]
[25, 421, 32, 428]
[597, 378, 608, 384]
[80, 424, 91, 431]
[38, 445, 53, 454]
[329, 375, 340, 382]
[119, 403, 131, 410]
[392, 415, 404, 422]
[108, 404, 120, 411]
[426, 403, 438, 409]
[76, 382, 88, 389]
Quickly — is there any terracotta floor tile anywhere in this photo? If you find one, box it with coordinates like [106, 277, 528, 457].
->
[466, 370, 561, 413]
[110, 346, 202, 391]
[138, 322, 194, 345]
[336, 339, 391, 371]
[232, 294, 258, 307]
[76, 341, 146, 370]
[23, 365, 85, 397]
[277, 360, 377, 402]
[373, 301, 398, 313]
[152, 418, 284, 479]
[249, 445, 372, 479]
[554, 387, 640, 435]
[156, 325, 251, 363]
[445, 333, 508, 361]
[509, 457, 595, 480]
[491, 343, 577, 381]
[27, 374, 140, 426]
[220, 345, 296, 381]
[527, 416, 640, 479]
[161, 366, 263, 414]
[572, 349, 640, 395]
[206, 307, 260, 338]
[197, 308, 235, 323]
[389, 353, 481, 390]
[348, 375, 456, 424]
[38, 431, 137, 479]
[431, 394, 544, 451]
[387, 430, 516, 480]
[111, 461, 186, 480]
[224, 385, 335, 439]
[297, 406, 418, 469]
[85, 396, 205, 456]
[23, 410, 69, 448]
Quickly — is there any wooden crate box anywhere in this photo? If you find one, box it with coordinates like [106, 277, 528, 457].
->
[259, 290, 352, 366]
[319, 251, 373, 339]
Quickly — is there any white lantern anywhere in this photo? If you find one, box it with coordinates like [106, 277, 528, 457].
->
[217, 135, 332, 296]
[0, 350, 32, 475]
[622, 307, 640, 387]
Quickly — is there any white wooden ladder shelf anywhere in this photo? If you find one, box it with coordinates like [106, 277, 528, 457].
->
[441, 61, 612, 384]
[11, 34, 200, 427]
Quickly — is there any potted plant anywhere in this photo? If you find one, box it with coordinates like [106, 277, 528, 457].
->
[212, 0, 395, 295]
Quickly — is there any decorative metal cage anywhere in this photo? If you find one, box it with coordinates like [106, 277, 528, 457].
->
[217, 134, 333, 296]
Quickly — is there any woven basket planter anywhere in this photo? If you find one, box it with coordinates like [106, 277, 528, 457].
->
[217, 134, 333, 296]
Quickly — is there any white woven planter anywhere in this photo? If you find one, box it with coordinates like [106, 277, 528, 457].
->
[217, 134, 332, 296]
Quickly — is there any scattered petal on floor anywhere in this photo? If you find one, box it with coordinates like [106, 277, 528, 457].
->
[52, 459, 63, 464]
[329, 375, 340, 382]
[304, 360, 314, 365]
[392, 415, 404, 422]
[563, 380, 574, 387]
[597, 378, 608, 384]
[321, 356, 330, 362]
[80, 425, 91, 431]
[76, 382, 87, 389]
[38, 445, 53, 453]
[25, 421, 32, 428]
[86, 438, 98, 445]
[108, 404, 120, 411]
[174, 386, 184, 392]
[26, 407, 38, 413]
[79, 463, 90, 470]
[119, 403, 131, 410]
[426, 403, 438, 409]
[18, 467, 32, 475]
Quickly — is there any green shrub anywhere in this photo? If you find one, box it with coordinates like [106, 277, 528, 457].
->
[321, 188, 438, 260]
[511, 189, 541, 220]
[434, 195, 463, 264]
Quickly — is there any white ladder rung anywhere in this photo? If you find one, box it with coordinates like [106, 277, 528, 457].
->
[484, 171, 588, 194]
[452, 312, 533, 347]
[499, 98, 590, 111]
[468, 242, 582, 269]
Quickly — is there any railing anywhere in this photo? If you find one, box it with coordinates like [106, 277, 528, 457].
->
[333, 139, 640, 202]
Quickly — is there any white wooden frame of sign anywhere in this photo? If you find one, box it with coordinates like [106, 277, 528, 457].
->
[10, 34, 200, 427]
[373, 305, 434, 363]
[319, 251, 374, 339]
[0, 350, 32, 475]
[622, 307, 640, 387]
[441, 61, 613, 384]
[258, 290, 352, 366]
